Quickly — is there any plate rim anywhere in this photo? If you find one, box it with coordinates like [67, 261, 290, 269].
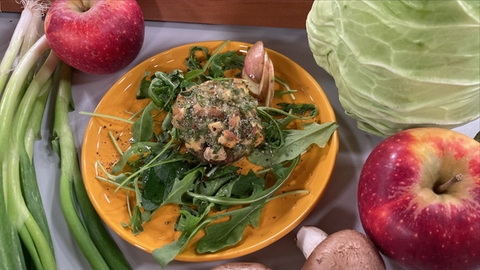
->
[81, 40, 339, 262]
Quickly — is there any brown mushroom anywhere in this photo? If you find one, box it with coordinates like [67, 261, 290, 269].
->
[295, 226, 386, 270]
[211, 262, 273, 270]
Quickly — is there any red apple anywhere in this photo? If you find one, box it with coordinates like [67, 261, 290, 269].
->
[45, 0, 144, 75]
[358, 128, 480, 270]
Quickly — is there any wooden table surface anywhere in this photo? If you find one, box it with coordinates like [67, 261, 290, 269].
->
[0, 4, 479, 270]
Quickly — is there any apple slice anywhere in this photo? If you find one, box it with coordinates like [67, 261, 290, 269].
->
[241, 66, 262, 100]
[256, 51, 270, 101]
[242, 44, 275, 107]
[243, 41, 265, 83]
[264, 58, 275, 107]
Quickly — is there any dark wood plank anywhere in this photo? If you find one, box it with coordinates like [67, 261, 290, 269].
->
[0, 0, 313, 29]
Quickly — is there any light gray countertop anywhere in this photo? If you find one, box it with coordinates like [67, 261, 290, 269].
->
[1, 12, 478, 270]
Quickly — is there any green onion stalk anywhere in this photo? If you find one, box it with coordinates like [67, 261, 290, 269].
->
[53, 62, 132, 270]
[0, 0, 47, 94]
[16, 12, 46, 110]
[0, 0, 33, 93]
[24, 72, 54, 161]
[4, 49, 59, 270]
[0, 35, 50, 163]
[20, 77, 56, 256]
[0, 170, 26, 270]
[0, 3, 49, 269]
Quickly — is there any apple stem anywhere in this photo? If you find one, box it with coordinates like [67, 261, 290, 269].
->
[435, 174, 463, 194]
[79, 0, 87, 12]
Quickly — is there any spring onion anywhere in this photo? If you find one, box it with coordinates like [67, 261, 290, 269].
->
[0, 35, 50, 163]
[24, 71, 53, 161]
[1, 2, 132, 269]
[16, 11, 45, 110]
[5, 49, 59, 270]
[0, 171, 26, 270]
[0, 0, 34, 94]
[53, 62, 132, 270]
[20, 77, 55, 255]
[0, 3, 51, 269]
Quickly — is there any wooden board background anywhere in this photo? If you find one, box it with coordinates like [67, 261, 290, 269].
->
[0, 0, 313, 29]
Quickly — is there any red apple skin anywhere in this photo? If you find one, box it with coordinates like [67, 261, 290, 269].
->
[358, 128, 480, 270]
[45, 0, 144, 75]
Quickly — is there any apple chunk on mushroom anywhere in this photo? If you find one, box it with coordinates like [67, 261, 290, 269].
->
[242, 41, 275, 107]
[296, 226, 386, 270]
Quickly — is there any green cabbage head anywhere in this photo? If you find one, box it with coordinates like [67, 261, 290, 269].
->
[306, 0, 480, 136]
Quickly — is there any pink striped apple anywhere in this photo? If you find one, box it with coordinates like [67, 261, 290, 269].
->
[45, 0, 144, 75]
[358, 127, 480, 270]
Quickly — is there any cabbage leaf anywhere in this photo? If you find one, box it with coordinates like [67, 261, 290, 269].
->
[306, 0, 480, 136]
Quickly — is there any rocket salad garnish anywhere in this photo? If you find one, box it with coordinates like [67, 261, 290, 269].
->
[85, 40, 337, 268]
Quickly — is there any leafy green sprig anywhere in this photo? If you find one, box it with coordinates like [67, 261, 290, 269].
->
[256, 102, 319, 150]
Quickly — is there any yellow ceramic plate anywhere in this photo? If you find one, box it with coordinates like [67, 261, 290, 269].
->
[81, 41, 338, 262]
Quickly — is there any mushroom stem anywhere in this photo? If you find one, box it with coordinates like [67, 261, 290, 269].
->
[435, 174, 463, 194]
[295, 226, 329, 259]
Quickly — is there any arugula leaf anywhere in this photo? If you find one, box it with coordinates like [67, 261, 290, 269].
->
[273, 75, 297, 100]
[209, 164, 240, 179]
[186, 46, 210, 71]
[274, 103, 318, 116]
[213, 170, 266, 211]
[208, 51, 245, 78]
[192, 165, 240, 197]
[111, 173, 129, 185]
[195, 173, 237, 198]
[196, 201, 266, 254]
[141, 157, 190, 211]
[229, 170, 265, 198]
[160, 167, 205, 206]
[136, 70, 152, 99]
[260, 117, 290, 148]
[161, 112, 172, 132]
[152, 230, 188, 269]
[185, 40, 233, 82]
[248, 121, 338, 167]
[257, 109, 285, 148]
[221, 52, 245, 72]
[274, 90, 297, 98]
[111, 142, 164, 174]
[152, 203, 213, 268]
[277, 114, 295, 130]
[131, 102, 157, 143]
[153, 202, 263, 267]
[121, 205, 144, 236]
[146, 70, 186, 112]
[184, 69, 205, 81]
[257, 109, 294, 149]
[141, 210, 153, 224]
[189, 164, 240, 209]
[186, 156, 299, 206]
[270, 161, 295, 181]
[212, 170, 265, 199]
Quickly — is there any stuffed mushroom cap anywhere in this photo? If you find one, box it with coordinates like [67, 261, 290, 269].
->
[171, 79, 264, 164]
